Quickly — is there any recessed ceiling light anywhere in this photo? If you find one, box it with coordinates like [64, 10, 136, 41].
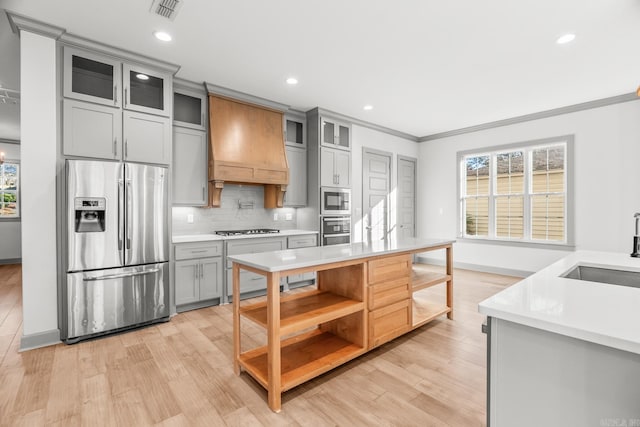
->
[136, 73, 149, 81]
[286, 77, 298, 85]
[154, 31, 172, 42]
[363, 105, 373, 111]
[556, 33, 575, 44]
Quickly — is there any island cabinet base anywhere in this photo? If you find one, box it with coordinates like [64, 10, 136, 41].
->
[231, 240, 453, 412]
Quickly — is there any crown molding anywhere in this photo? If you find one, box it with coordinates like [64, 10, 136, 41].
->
[6, 11, 65, 39]
[307, 107, 419, 142]
[205, 83, 290, 112]
[419, 92, 639, 142]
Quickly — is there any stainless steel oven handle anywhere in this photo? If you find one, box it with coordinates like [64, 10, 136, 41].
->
[83, 268, 160, 282]
[322, 217, 351, 221]
[323, 233, 351, 237]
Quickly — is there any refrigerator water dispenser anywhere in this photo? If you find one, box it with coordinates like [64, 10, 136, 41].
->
[74, 197, 106, 232]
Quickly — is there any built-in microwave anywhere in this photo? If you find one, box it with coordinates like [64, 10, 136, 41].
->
[321, 187, 350, 215]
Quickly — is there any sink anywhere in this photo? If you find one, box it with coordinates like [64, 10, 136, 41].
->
[561, 264, 640, 289]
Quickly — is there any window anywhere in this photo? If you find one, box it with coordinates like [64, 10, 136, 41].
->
[458, 137, 572, 245]
[0, 161, 19, 218]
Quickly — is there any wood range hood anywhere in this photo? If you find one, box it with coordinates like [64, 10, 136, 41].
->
[207, 91, 289, 208]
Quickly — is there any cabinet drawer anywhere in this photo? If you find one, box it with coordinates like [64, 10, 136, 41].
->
[368, 254, 411, 284]
[288, 272, 316, 285]
[227, 269, 267, 294]
[368, 277, 410, 311]
[287, 234, 317, 249]
[368, 299, 411, 349]
[175, 242, 223, 260]
[226, 237, 285, 268]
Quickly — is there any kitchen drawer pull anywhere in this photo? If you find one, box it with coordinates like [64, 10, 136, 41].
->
[190, 250, 208, 254]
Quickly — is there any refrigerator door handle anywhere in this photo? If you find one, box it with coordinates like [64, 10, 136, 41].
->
[82, 268, 160, 282]
[117, 178, 124, 252]
[126, 178, 132, 252]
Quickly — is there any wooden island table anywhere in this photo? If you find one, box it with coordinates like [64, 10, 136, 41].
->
[228, 237, 455, 412]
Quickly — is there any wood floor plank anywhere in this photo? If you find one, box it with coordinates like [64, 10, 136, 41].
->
[0, 263, 519, 425]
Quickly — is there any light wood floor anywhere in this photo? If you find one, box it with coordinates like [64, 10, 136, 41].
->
[0, 263, 520, 426]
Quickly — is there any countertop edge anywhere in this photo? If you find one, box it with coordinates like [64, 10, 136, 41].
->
[478, 250, 640, 355]
[228, 239, 455, 273]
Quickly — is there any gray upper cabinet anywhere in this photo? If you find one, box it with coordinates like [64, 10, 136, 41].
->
[320, 146, 351, 187]
[173, 89, 207, 130]
[321, 117, 350, 150]
[62, 46, 173, 164]
[173, 126, 208, 206]
[123, 63, 172, 117]
[64, 47, 172, 116]
[123, 111, 171, 164]
[284, 146, 306, 207]
[285, 114, 306, 148]
[63, 47, 121, 108]
[63, 99, 122, 159]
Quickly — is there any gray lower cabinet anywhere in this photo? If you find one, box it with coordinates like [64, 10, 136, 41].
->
[174, 241, 223, 311]
[286, 234, 317, 287]
[225, 236, 286, 301]
[284, 146, 307, 207]
[172, 126, 207, 205]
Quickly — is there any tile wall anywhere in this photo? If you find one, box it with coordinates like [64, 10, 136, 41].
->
[172, 184, 299, 235]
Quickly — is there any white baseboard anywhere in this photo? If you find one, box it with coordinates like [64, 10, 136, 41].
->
[20, 329, 61, 351]
[416, 256, 532, 278]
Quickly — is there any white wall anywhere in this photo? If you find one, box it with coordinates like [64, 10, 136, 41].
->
[19, 31, 58, 343]
[418, 99, 640, 274]
[0, 142, 21, 261]
[351, 125, 419, 242]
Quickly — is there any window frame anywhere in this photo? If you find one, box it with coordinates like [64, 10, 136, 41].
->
[0, 159, 20, 220]
[457, 135, 574, 249]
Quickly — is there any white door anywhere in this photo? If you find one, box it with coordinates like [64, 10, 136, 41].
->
[363, 149, 391, 242]
[397, 156, 417, 239]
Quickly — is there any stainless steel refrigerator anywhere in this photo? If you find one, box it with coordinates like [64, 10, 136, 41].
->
[63, 159, 169, 342]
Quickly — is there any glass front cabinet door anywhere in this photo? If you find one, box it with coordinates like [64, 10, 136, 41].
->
[320, 117, 350, 150]
[63, 47, 121, 107]
[173, 89, 207, 130]
[123, 64, 172, 117]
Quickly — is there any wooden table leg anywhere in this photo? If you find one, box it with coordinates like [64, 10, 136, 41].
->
[232, 263, 241, 375]
[446, 245, 454, 320]
[266, 271, 282, 412]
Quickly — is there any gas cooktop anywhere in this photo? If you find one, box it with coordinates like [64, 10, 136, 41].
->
[215, 228, 280, 236]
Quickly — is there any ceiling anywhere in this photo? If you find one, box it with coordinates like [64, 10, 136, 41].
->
[1, 0, 639, 138]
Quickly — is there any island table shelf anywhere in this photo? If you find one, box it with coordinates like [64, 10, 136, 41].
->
[229, 237, 454, 412]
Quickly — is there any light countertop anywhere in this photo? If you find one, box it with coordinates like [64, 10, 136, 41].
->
[479, 251, 640, 355]
[172, 229, 318, 243]
[227, 237, 454, 273]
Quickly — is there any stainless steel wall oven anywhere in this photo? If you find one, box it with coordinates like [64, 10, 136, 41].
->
[322, 216, 351, 246]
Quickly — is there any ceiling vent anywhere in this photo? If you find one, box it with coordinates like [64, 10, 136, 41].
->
[150, 0, 183, 21]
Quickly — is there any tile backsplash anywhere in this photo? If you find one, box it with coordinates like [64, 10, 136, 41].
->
[172, 184, 299, 235]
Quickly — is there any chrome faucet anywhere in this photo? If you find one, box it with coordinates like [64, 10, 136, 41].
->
[632, 213, 640, 257]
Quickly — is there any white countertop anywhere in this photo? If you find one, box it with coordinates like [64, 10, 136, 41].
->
[479, 251, 640, 355]
[172, 229, 318, 243]
[227, 237, 454, 272]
